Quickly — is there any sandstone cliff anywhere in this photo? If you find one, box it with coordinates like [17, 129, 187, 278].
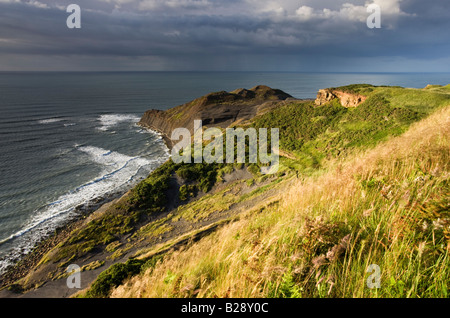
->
[139, 85, 294, 148]
[315, 88, 367, 107]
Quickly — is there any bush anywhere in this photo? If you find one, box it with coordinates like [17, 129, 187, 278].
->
[86, 259, 145, 298]
[179, 184, 198, 201]
[85, 255, 163, 298]
[176, 166, 199, 180]
[199, 170, 216, 193]
[130, 173, 171, 211]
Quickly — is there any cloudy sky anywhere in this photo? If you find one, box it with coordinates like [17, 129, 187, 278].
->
[0, 0, 449, 71]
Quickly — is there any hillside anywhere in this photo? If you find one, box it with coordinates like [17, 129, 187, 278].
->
[138, 85, 295, 148]
[111, 104, 450, 298]
[0, 83, 449, 298]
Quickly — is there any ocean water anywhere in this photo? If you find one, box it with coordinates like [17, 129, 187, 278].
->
[0, 71, 448, 273]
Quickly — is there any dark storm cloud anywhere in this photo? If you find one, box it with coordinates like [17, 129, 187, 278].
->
[0, 0, 449, 71]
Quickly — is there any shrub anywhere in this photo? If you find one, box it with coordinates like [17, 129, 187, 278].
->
[179, 185, 189, 201]
[86, 259, 145, 298]
[85, 255, 164, 298]
[130, 173, 171, 211]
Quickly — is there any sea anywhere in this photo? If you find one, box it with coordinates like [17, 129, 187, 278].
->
[0, 71, 449, 274]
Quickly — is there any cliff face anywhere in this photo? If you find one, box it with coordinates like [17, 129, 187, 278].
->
[139, 85, 294, 148]
[315, 88, 367, 107]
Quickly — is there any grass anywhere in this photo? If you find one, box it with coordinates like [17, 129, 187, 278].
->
[174, 185, 238, 222]
[252, 86, 450, 166]
[328, 83, 381, 95]
[135, 216, 174, 239]
[376, 86, 450, 113]
[51, 203, 141, 264]
[108, 105, 450, 298]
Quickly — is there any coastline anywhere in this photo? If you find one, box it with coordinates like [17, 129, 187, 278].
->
[0, 192, 124, 290]
[0, 127, 170, 291]
[0, 87, 289, 291]
[137, 122, 173, 150]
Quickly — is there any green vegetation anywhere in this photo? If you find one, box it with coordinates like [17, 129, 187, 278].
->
[178, 184, 198, 201]
[175, 181, 243, 222]
[136, 216, 173, 239]
[175, 162, 222, 193]
[424, 84, 450, 93]
[329, 83, 380, 95]
[51, 159, 232, 264]
[50, 163, 173, 264]
[252, 84, 450, 173]
[53, 204, 141, 264]
[83, 255, 163, 298]
[107, 105, 450, 298]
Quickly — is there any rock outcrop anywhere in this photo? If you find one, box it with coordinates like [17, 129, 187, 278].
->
[139, 85, 294, 148]
[315, 88, 367, 107]
[424, 84, 443, 90]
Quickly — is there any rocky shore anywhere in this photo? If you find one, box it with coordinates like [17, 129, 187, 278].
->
[0, 217, 83, 291]
[0, 192, 123, 291]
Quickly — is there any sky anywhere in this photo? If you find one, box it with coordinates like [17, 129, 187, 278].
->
[0, 0, 449, 72]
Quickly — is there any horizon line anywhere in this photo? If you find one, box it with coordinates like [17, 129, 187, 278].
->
[1, 70, 450, 74]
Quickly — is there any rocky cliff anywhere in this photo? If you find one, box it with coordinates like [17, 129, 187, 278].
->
[139, 85, 294, 148]
[315, 88, 367, 107]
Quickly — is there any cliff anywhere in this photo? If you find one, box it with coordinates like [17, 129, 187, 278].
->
[138, 85, 294, 148]
[315, 88, 367, 107]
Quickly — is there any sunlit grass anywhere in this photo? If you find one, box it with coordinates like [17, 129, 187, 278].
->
[109, 106, 450, 298]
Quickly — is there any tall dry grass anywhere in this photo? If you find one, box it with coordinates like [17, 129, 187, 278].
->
[111, 106, 449, 298]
